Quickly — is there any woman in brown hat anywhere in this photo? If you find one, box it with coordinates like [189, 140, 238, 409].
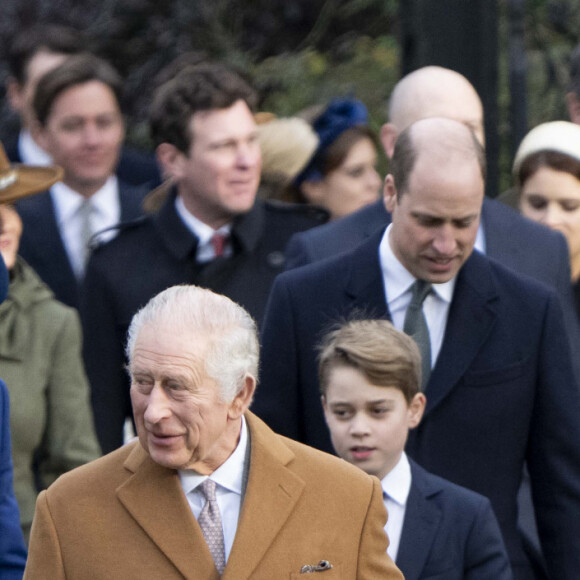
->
[0, 143, 100, 541]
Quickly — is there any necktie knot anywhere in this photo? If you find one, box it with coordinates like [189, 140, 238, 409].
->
[200, 478, 218, 502]
[410, 279, 432, 305]
[211, 232, 229, 258]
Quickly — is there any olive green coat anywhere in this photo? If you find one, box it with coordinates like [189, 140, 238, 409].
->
[0, 258, 100, 540]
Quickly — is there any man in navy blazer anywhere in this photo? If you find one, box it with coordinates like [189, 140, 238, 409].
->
[285, 67, 578, 351]
[14, 53, 148, 310]
[16, 181, 146, 310]
[254, 118, 580, 579]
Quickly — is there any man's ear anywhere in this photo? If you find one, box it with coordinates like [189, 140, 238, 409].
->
[228, 374, 256, 419]
[156, 143, 185, 181]
[383, 174, 398, 213]
[566, 92, 580, 125]
[407, 393, 426, 429]
[380, 122, 399, 159]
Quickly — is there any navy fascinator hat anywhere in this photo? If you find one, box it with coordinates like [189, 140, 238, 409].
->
[294, 98, 368, 186]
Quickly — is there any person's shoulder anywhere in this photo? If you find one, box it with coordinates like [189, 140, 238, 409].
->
[44, 442, 139, 500]
[117, 179, 150, 200]
[90, 214, 154, 256]
[15, 189, 51, 216]
[280, 434, 377, 490]
[467, 248, 557, 300]
[411, 460, 492, 512]
[484, 196, 566, 249]
[297, 199, 385, 243]
[262, 199, 329, 226]
[248, 412, 376, 492]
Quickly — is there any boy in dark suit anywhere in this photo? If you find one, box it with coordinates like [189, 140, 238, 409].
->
[319, 319, 513, 580]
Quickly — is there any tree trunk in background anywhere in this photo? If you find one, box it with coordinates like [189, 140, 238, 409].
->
[400, 0, 499, 198]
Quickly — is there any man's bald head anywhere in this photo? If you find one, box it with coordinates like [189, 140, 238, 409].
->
[381, 66, 485, 158]
[389, 117, 486, 199]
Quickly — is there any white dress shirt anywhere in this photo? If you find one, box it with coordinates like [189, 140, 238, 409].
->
[179, 416, 249, 562]
[18, 129, 52, 166]
[175, 195, 232, 262]
[51, 176, 121, 279]
[379, 224, 456, 368]
[381, 452, 412, 562]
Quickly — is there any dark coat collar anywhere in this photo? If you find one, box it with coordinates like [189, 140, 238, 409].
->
[153, 190, 265, 262]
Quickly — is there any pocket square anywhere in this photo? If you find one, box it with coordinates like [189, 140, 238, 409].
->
[300, 560, 333, 573]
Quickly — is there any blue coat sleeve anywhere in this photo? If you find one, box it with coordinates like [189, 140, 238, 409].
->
[0, 379, 27, 578]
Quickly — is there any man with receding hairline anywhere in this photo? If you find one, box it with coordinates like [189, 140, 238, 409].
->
[255, 117, 580, 579]
[284, 67, 578, 360]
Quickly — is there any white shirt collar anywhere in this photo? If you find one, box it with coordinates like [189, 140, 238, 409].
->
[179, 415, 248, 496]
[379, 224, 456, 305]
[175, 195, 231, 245]
[51, 176, 120, 227]
[18, 129, 52, 166]
[175, 195, 232, 262]
[381, 452, 412, 507]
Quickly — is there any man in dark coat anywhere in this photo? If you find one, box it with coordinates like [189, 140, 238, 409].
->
[285, 67, 578, 356]
[82, 62, 327, 454]
[15, 54, 148, 310]
[254, 118, 580, 579]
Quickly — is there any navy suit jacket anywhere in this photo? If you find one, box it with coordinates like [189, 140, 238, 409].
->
[16, 181, 148, 309]
[286, 196, 580, 381]
[254, 230, 580, 579]
[0, 380, 27, 579]
[399, 459, 512, 580]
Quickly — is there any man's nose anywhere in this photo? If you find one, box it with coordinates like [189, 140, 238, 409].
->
[236, 142, 260, 168]
[143, 385, 171, 424]
[349, 413, 371, 437]
[83, 123, 102, 146]
[432, 225, 457, 255]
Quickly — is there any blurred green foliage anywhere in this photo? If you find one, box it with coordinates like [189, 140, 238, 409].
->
[498, 0, 580, 190]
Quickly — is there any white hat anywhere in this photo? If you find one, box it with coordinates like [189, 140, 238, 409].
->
[513, 121, 580, 177]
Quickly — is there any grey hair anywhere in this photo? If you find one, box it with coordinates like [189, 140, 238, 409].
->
[125, 285, 259, 402]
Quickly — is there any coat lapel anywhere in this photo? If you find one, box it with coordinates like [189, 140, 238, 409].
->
[395, 460, 443, 580]
[223, 413, 305, 579]
[344, 229, 391, 320]
[424, 252, 498, 416]
[21, 193, 78, 291]
[117, 444, 219, 580]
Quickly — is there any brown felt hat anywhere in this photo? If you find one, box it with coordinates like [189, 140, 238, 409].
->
[0, 141, 63, 204]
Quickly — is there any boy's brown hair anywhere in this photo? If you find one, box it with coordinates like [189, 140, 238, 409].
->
[318, 319, 421, 403]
